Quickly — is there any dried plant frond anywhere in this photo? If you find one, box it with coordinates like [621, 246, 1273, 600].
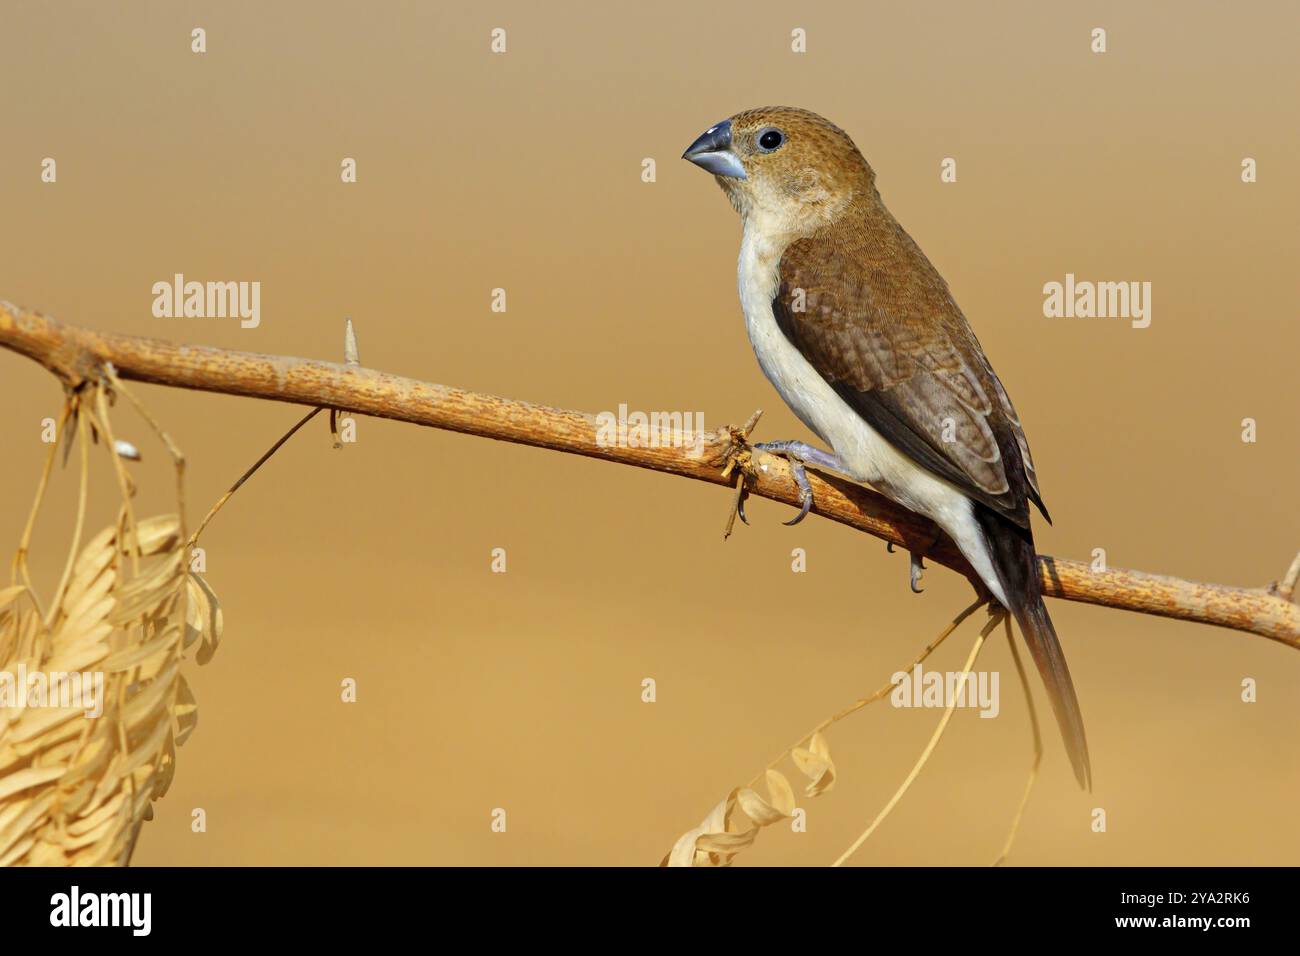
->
[737, 768, 796, 826]
[664, 599, 991, 867]
[186, 573, 223, 666]
[790, 732, 836, 797]
[666, 769, 805, 867]
[0, 383, 221, 866]
[664, 789, 754, 867]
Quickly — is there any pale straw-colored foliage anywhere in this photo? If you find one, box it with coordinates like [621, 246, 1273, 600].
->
[663, 600, 1034, 867]
[0, 380, 219, 866]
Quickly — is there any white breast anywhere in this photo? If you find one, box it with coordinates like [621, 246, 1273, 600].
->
[735, 226, 1008, 607]
[736, 228, 899, 490]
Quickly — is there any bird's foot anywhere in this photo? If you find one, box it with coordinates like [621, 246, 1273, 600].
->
[909, 552, 925, 593]
[751, 440, 844, 527]
[886, 531, 943, 593]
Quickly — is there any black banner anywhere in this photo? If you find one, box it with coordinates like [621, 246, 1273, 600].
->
[0, 866, 1279, 940]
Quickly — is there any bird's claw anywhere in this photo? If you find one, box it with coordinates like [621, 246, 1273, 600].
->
[752, 442, 816, 525]
[783, 458, 814, 525]
[889, 531, 938, 594]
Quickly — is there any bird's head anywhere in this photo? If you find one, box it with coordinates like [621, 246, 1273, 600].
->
[682, 106, 873, 230]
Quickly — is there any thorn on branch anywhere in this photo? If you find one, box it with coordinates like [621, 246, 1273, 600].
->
[1269, 549, 1300, 604]
[343, 318, 359, 367]
[331, 318, 361, 449]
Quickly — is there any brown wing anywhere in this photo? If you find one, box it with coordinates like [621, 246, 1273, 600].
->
[773, 219, 1049, 528]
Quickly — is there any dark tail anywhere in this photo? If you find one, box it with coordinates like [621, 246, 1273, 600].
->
[974, 505, 1092, 790]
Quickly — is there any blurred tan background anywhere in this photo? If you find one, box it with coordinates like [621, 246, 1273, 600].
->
[1, 0, 1297, 865]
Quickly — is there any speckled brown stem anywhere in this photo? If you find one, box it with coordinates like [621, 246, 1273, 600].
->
[3, 302, 1297, 649]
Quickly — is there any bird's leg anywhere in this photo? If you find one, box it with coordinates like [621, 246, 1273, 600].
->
[751, 440, 845, 526]
[752, 440, 843, 472]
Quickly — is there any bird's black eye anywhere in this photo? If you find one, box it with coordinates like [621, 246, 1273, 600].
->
[757, 128, 784, 152]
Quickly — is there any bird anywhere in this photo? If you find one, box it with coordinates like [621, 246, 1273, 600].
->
[682, 106, 1091, 789]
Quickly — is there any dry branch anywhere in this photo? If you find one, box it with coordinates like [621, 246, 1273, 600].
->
[3, 302, 1298, 649]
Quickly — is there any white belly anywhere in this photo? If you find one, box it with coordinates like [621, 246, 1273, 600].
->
[736, 231, 1008, 606]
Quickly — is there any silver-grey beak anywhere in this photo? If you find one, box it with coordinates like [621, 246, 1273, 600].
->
[682, 119, 746, 180]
